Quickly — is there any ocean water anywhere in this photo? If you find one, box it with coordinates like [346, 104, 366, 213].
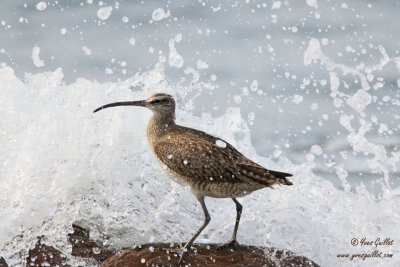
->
[1, 1, 399, 266]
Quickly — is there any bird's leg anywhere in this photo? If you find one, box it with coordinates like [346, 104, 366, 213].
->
[177, 195, 210, 266]
[217, 198, 242, 249]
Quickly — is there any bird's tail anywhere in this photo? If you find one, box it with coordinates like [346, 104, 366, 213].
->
[237, 162, 293, 187]
[268, 170, 293, 185]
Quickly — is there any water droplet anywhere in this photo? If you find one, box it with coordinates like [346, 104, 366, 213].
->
[250, 80, 258, 91]
[152, 8, 167, 21]
[97, 7, 112, 20]
[215, 140, 226, 148]
[82, 46, 91, 56]
[128, 37, 136, 46]
[311, 145, 323, 155]
[92, 247, 101, 254]
[234, 95, 241, 104]
[292, 94, 303, 104]
[36, 2, 47, 11]
[122, 16, 129, 23]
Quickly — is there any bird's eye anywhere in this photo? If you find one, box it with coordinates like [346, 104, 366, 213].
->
[154, 99, 161, 104]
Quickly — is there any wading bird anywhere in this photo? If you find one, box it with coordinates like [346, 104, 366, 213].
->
[94, 93, 293, 265]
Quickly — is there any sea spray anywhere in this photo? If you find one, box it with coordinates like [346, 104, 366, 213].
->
[0, 65, 399, 266]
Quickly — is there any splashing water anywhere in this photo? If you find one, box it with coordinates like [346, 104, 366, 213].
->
[304, 38, 400, 191]
[36, 1, 47, 11]
[152, 8, 170, 22]
[0, 58, 399, 266]
[168, 37, 184, 69]
[31, 46, 45, 68]
[97, 6, 112, 21]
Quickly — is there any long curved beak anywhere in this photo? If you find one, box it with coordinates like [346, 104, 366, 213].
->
[93, 100, 146, 113]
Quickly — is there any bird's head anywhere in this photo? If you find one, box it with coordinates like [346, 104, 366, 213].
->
[143, 93, 176, 114]
[93, 93, 176, 117]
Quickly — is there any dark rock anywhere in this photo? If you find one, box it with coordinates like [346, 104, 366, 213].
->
[24, 224, 116, 267]
[21, 225, 319, 267]
[101, 243, 320, 267]
[26, 237, 70, 267]
[68, 223, 116, 262]
[0, 257, 8, 267]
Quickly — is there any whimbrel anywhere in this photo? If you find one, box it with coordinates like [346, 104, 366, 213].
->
[94, 93, 293, 265]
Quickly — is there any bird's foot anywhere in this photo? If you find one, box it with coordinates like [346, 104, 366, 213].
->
[177, 248, 189, 266]
[177, 244, 196, 266]
[217, 239, 240, 249]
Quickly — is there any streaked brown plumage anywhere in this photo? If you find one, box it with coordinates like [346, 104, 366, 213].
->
[94, 93, 292, 266]
[152, 124, 292, 197]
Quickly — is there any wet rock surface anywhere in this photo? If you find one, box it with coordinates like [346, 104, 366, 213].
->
[0, 257, 8, 267]
[68, 224, 115, 263]
[26, 237, 70, 267]
[0, 225, 319, 267]
[1, 224, 116, 267]
[101, 243, 320, 267]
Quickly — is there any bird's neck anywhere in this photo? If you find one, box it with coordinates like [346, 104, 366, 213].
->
[146, 112, 175, 147]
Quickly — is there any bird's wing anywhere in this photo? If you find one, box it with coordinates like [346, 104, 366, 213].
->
[154, 129, 292, 187]
[154, 131, 245, 184]
[180, 126, 294, 186]
[175, 125, 244, 157]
